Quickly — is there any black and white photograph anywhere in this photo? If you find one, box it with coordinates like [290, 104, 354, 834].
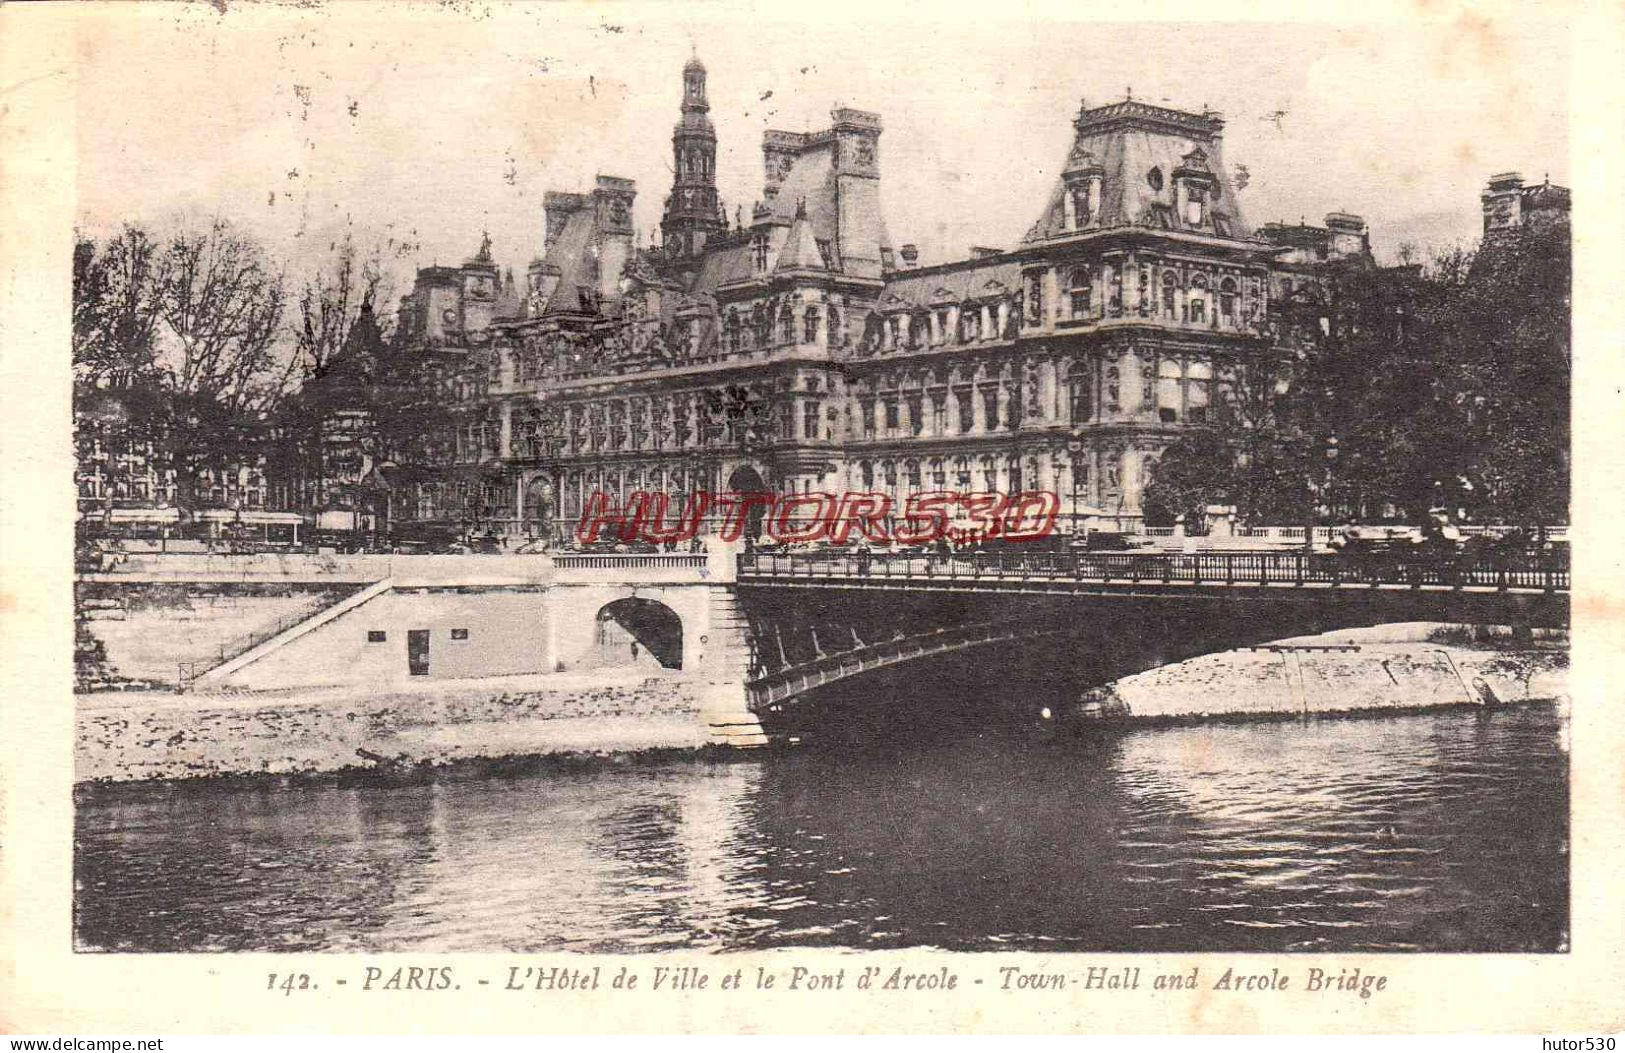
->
[5, 0, 1620, 1036]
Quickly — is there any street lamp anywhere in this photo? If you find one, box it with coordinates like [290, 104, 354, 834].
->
[1066, 434, 1086, 539]
[1305, 434, 1338, 554]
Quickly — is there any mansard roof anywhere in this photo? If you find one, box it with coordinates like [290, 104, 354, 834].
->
[1025, 98, 1252, 243]
[762, 141, 840, 248]
[535, 203, 599, 316]
[880, 256, 1022, 308]
[776, 212, 828, 273]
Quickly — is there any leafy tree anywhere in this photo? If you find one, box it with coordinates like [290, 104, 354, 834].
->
[1143, 221, 1570, 531]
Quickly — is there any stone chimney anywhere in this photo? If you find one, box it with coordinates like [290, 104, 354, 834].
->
[1482, 172, 1526, 234]
[1323, 212, 1369, 259]
[592, 175, 637, 302]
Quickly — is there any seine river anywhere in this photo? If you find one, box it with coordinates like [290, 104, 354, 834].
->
[74, 703, 1567, 954]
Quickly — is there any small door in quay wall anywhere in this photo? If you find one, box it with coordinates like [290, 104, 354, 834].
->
[407, 629, 430, 676]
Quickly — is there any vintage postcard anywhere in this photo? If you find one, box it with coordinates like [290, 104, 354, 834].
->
[1, 0, 1622, 1036]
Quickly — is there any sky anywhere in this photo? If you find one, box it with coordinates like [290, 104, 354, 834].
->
[72, 2, 1571, 295]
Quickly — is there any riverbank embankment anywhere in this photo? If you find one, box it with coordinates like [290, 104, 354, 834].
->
[76, 671, 710, 783]
[1079, 623, 1567, 721]
[76, 624, 1569, 784]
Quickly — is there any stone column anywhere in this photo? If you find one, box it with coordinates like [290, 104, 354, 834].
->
[982, 304, 994, 341]
[996, 383, 1011, 432]
[499, 402, 513, 458]
[996, 301, 1009, 337]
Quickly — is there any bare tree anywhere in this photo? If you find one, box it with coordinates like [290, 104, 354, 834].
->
[282, 233, 393, 390]
[159, 219, 288, 414]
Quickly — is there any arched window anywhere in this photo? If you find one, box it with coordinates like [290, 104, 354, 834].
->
[1161, 271, 1178, 319]
[779, 302, 794, 344]
[905, 459, 921, 489]
[860, 460, 874, 489]
[1219, 277, 1238, 325]
[724, 308, 741, 354]
[803, 306, 820, 343]
[828, 307, 843, 346]
[1069, 267, 1093, 318]
[1007, 455, 1023, 493]
[1069, 360, 1093, 423]
[1106, 366, 1121, 411]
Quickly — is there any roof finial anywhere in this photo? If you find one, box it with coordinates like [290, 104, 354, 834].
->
[1126, 85, 1134, 102]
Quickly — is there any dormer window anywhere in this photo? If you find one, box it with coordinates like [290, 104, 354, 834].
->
[1185, 185, 1207, 227]
[753, 235, 769, 272]
[1071, 186, 1092, 227]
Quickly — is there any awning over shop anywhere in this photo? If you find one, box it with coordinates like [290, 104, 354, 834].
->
[196, 509, 305, 524]
[106, 507, 180, 524]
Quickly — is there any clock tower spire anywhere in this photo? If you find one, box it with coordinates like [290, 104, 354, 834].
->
[661, 55, 725, 258]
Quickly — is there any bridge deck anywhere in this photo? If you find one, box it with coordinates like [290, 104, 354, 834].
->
[738, 549, 1569, 595]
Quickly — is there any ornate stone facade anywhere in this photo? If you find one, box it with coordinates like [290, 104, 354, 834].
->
[393, 61, 1373, 540]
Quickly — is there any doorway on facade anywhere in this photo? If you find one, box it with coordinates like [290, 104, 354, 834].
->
[407, 629, 430, 676]
[523, 476, 554, 538]
[594, 598, 683, 670]
[727, 464, 770, 541]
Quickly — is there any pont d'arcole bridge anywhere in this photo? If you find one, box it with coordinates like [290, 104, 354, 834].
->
[733, 547, 1568, 714]
[78, 543, 1568, 749]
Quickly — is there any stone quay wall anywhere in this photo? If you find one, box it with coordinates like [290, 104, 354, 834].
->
[76, 673, 711, 783]
[1082, 629, 1567, 721]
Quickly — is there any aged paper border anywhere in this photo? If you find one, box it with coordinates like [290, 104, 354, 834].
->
[3, 0, 1622, 1035]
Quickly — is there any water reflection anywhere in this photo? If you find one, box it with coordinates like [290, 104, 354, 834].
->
[75, 705, 1567, 953]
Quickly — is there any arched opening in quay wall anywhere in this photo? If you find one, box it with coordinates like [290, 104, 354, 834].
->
[595, 597, 685, 670]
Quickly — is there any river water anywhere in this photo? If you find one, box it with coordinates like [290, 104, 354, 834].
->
[74, 703, 1567, 954]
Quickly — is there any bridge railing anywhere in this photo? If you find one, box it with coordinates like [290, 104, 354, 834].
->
[551, 553, 711, 571]
[737, 548, 1569, 592]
